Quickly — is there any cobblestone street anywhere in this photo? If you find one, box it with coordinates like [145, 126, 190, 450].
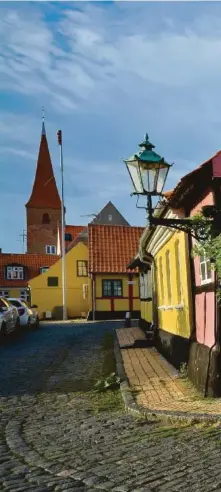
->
[1, 322, 221, 492]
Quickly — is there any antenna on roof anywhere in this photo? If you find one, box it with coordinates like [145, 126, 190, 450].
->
[80, 213, 98, 218]
[19, 230, 27, 254]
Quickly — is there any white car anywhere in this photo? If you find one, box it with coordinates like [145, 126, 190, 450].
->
[8, 298, 39, 329]
[0, 297, 20, 336]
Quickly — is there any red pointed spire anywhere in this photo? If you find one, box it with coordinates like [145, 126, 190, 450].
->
[26, 121, 61, 209]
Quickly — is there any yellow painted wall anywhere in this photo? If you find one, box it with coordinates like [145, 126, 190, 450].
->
[95, 273, 140, 312]
[154, 231, 193, 339]
[0, 288, 28, 299]
[29, 242, 90, 319]
[141, 300, 152, 323]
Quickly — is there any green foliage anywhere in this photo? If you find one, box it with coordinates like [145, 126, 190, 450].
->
[180, 362, 188, 379]
[94, 372, 121, 392]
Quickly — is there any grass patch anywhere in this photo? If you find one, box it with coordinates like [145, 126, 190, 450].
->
[87, 389, 124, 415]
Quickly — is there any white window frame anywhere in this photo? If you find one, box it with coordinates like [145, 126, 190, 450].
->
[0, 290, 9, 298]
[139, 274, 145, 299]
[45, 245, 56, 255]
[200, 251, 212, 285]
[20, 290, 28, 301]
[6, 266, 24, 280]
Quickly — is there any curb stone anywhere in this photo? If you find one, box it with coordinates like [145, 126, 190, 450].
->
[114, 335, 221, 423]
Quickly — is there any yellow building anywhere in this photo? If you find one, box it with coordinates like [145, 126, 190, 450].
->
[29, 224, 143, 320]
[0, 252, 58, 302]
[134, 199, 193, 369]
[88, 224, 142, 320]
[30, 232, 90, 319]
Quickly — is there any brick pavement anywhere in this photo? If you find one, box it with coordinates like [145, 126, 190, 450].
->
[3, 322, 221, 491]
[116, 327, 221, 417]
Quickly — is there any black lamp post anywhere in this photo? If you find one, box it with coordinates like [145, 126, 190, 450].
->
[124, 134, 213, 239]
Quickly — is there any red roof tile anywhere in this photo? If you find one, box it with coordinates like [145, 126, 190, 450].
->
[168, 150, 221, 206]
[0, 253, 59, 287]
[65, 225, 85, 244]
[26, 126, 61, 209]
[88, 225, 144, 273]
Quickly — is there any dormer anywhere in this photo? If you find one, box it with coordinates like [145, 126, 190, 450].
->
[4, 264, 27, 280]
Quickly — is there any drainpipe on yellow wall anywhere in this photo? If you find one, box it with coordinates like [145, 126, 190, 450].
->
[92, 274, 96, 321]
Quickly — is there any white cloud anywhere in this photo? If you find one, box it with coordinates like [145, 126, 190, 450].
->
[1, 2, 221, 250]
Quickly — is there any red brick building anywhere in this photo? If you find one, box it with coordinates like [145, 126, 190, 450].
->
[25, 121, 61, 255]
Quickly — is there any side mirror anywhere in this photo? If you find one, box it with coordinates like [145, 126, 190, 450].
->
[31, 304, 38, 309]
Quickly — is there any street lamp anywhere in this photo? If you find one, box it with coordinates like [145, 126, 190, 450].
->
[124, 133, 212, 239]
[125, 134, 171, 197]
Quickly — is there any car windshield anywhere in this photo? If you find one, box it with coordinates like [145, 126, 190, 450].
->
[9, 300, 21, 307]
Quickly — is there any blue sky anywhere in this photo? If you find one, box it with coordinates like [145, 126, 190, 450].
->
[1, 1, 221, 253]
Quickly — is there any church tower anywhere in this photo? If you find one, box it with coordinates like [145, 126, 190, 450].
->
[26, 120, 61, 254]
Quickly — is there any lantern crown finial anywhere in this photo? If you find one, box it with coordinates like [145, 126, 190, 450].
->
[139, 133, 155, 150]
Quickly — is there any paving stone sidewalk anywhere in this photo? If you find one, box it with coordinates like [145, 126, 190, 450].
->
[3, 322, 221, 491]
[116, 327, 221, 418]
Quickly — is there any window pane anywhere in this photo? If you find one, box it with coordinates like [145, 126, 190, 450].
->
[77, 261, 88, 276]
[113, 281, 122, 297]
[103, 280, 112, 297]
[200, 263, 206, 281]
[206, 260, 212, 279]
[47, 277, 59, 287]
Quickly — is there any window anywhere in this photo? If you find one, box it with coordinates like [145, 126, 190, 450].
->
[108, 214, 112, 222]
[6, 266, 24, 280]
[159, 257, 164, 303]
[175, 240, 182, 304]
[10, 300, 21, 307]
[20, 290, 29, 301]
[46, 245, 56, 255]
[165, 250, 172, 305]
[47, 277, 58, 287]
[42, 213, 50, 224]
[0, 290, 9, 298]
[40, 266, 49, 274]
[200, 251, 212, 284]
[65, 233, 72, 242]
[102, 280, 123, 297]
[77, 261, 88, 277]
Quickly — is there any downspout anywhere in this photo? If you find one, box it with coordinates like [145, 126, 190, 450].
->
[204, 271, 218, 397]
[187, 231, 196, 343]
[92, 274, 96, 321]
[204, 177, 220, 397]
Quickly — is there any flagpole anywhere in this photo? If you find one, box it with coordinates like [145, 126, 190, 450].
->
[57, 129, 67, 321]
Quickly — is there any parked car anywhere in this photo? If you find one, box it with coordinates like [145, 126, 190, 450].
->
[8, 298, 39, 329]
[0, 297, 20, 336]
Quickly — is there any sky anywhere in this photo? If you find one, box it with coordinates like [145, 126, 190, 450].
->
[1, 1, 221, 253]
